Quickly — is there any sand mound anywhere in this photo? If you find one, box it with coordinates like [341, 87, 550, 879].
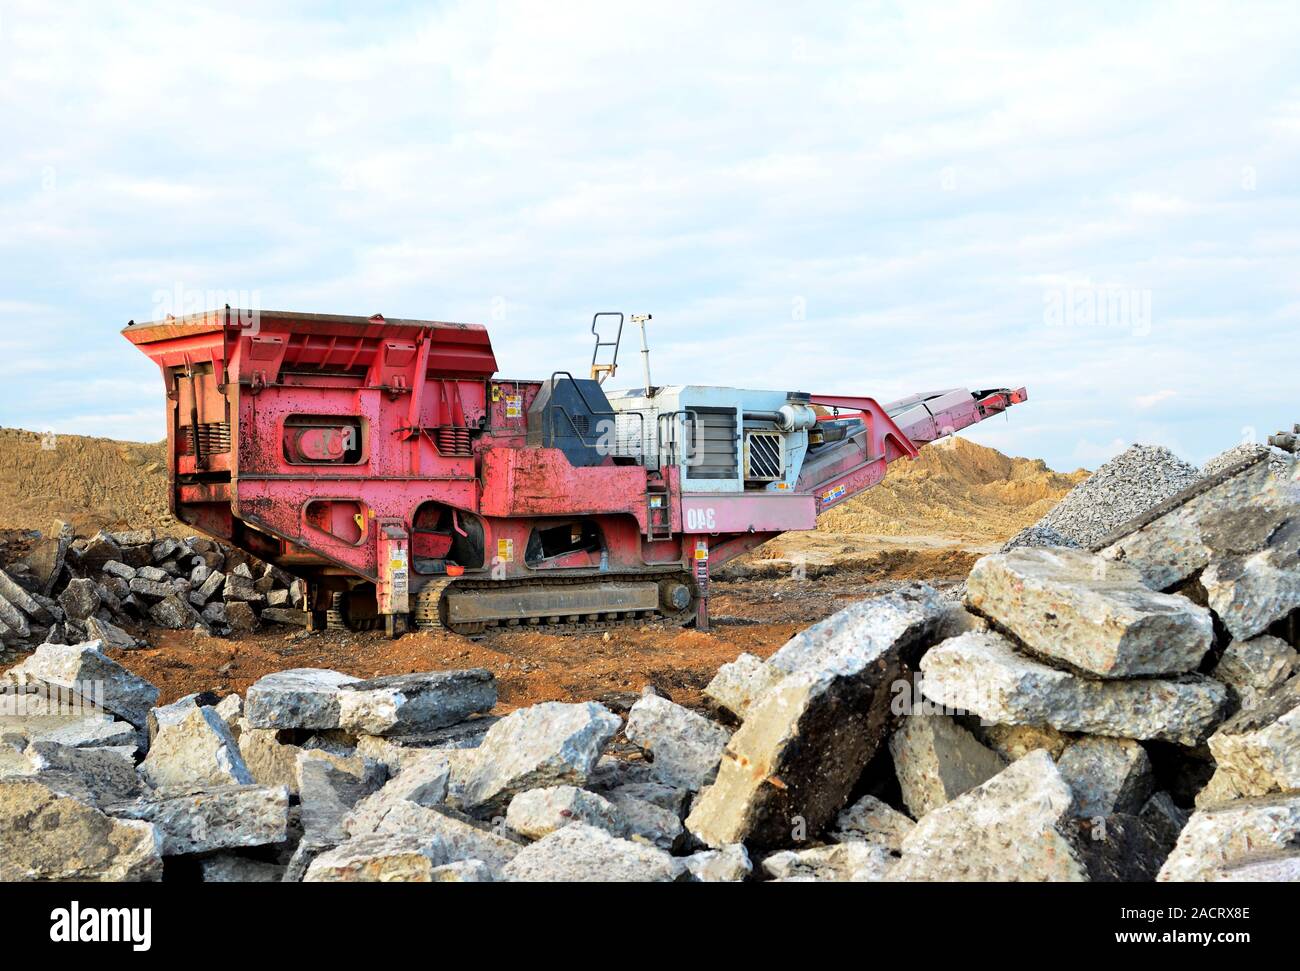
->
[0, 427, 174, 533]
[0, 427, 1078, 547]
[817, 436, 1086, 543]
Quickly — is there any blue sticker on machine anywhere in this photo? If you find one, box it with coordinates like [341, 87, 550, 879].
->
[821, 484, 847, 505]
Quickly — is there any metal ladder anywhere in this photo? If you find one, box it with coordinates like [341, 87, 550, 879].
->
[645, 475, 673, 540]
[589, 312, 624, 384]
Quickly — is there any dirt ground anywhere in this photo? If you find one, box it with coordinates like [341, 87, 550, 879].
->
[97, 555, 968, 713]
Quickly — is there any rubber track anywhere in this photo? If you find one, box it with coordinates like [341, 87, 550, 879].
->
[416, 569, 697, 636]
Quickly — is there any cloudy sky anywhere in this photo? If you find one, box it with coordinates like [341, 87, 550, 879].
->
[1, 1, 1297, 470]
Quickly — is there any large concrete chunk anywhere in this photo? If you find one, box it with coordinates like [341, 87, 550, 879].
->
[919, 632, 1229, 745]
[451, 701, 620, 815]
[1212, 635, 1299, 712]
[200, 855, 287, 882]
[24, 523, 72, 595]
[0, 568, 53, 623]
[888, 714, 1006, 818]
[59, 578, 102, 624]
[893, 751, 1088, 881]
[501, 823, 681, 882]
[237, 726, 304, 793]
[1100, 458, 1297, 589]
[766, 582, 947, 678]
[704, 652, 782, 720]
[761, 841, 895, 882]
[1056, 736, 1153, 817]
[140, 706, 253, 789]
[297, 750, 385, 844]
[506, 785, 625, 840]
[624, 695, 729, 790]
[106, 784, 290, 855]
[682, 844, 752, 882]
[606, 790, 683, 850]
[1158, 793, 1300, 881]
[337, 669, 496, 736]
[966, 548, 1214, 677]
[304, 834, 445, 882]
[827, 794, 915, 852]
[0, 779, 162, 881]
[244, 668, 360, 730]
[346, 801, 521, 873]
[1201, 518, 1300, 641]
[21, 741, 145, 806]
[4, 641, 159, 728]
[685, 649, 907, 849]
[1207, 850, 1300, 881]
[1199, 678, 1300, 804]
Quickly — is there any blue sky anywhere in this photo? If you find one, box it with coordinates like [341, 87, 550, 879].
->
[1, 1, 1297, 471]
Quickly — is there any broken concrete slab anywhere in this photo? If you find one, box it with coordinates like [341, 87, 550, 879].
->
[966, 721, 1071, 762]
[1205, 849, 1300, 881]
[889, 714, 1006, 818]
[624, 694, 729, 791]
[237, 726, 304, 793]
[0, 568, 53, 623]
[966, 548, 1214, 678]
[58, 579, 101, 625]
[685, 605, 915, 849]
[4, 641, 159, 728]
[106, 784, 290, 855]
[827, 794, 915, 853]
[1201, 518, 1300, 641]
[25, 523, 72, 595]
[84, 616, 142, 651]
[761, 841, 895, 882]
[1056, 736, 1153, 817]
[337, 669, 497, 737]
[606, 789, 683, 850]
[501, 823, 681, 882]
[1157, 793, 1300, 881]
[505, 785, 625, 840]
[296, 750, 385, 844]
[244, 668, 360, 730]
[346, 801, 522, 873]
[1140, 791, 1189, 847]
[892, 751, 1089, 881]
[128, 576, 174, 601]
[1212, 635, 1298, 712]
[141, 706, 252, 789]
[199, 854, 287, 882]
[149, 595, 202, 630]
[20, 740, 145, 806]
[431, 859, 494, 881]
[919, 632, 1229, 745]
[259, 607, 305, 626]
[303, 834, 445, 882]
[601, 779, 690, 817]
[682, 844, 752, 882]
[450, 701, 621, 815]
[1098, 457, 1294, 588]
[147, 691, 219, 742]
[766, 582, 947, 678]
[1199, 677, 1300, 805]
[703, 652, 783, 720]
[0, 778, 162, 881]
[0, 594, 31, 639]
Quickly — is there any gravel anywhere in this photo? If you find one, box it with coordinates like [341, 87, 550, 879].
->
[1201, 442, 1293, 480]
[1000, 523, 1080, 553]
[1024, 445, 1202, 549]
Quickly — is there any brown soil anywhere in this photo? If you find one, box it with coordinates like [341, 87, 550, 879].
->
[93, 565, 962, 711]
[0, 428, 175, 534]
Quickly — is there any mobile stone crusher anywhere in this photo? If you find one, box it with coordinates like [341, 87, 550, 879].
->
[123, 309, 1026, 635]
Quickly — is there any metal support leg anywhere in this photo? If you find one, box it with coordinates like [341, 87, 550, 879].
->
[693, 537, 710, 632]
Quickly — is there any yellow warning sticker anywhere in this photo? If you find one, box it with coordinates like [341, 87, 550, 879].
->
[491, 385, 502, 402]
[497, 538, 514, 562]
[505, 394, 522, 419]
[694, 540, 709, 560]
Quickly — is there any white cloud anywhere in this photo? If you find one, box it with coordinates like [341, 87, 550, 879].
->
[0, 1, 1297, 472]
[1135, 389, 1179, 408]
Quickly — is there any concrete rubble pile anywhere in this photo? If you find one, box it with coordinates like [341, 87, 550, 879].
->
[0, 525, 309, 659]
[0, 430, 1296, 882]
